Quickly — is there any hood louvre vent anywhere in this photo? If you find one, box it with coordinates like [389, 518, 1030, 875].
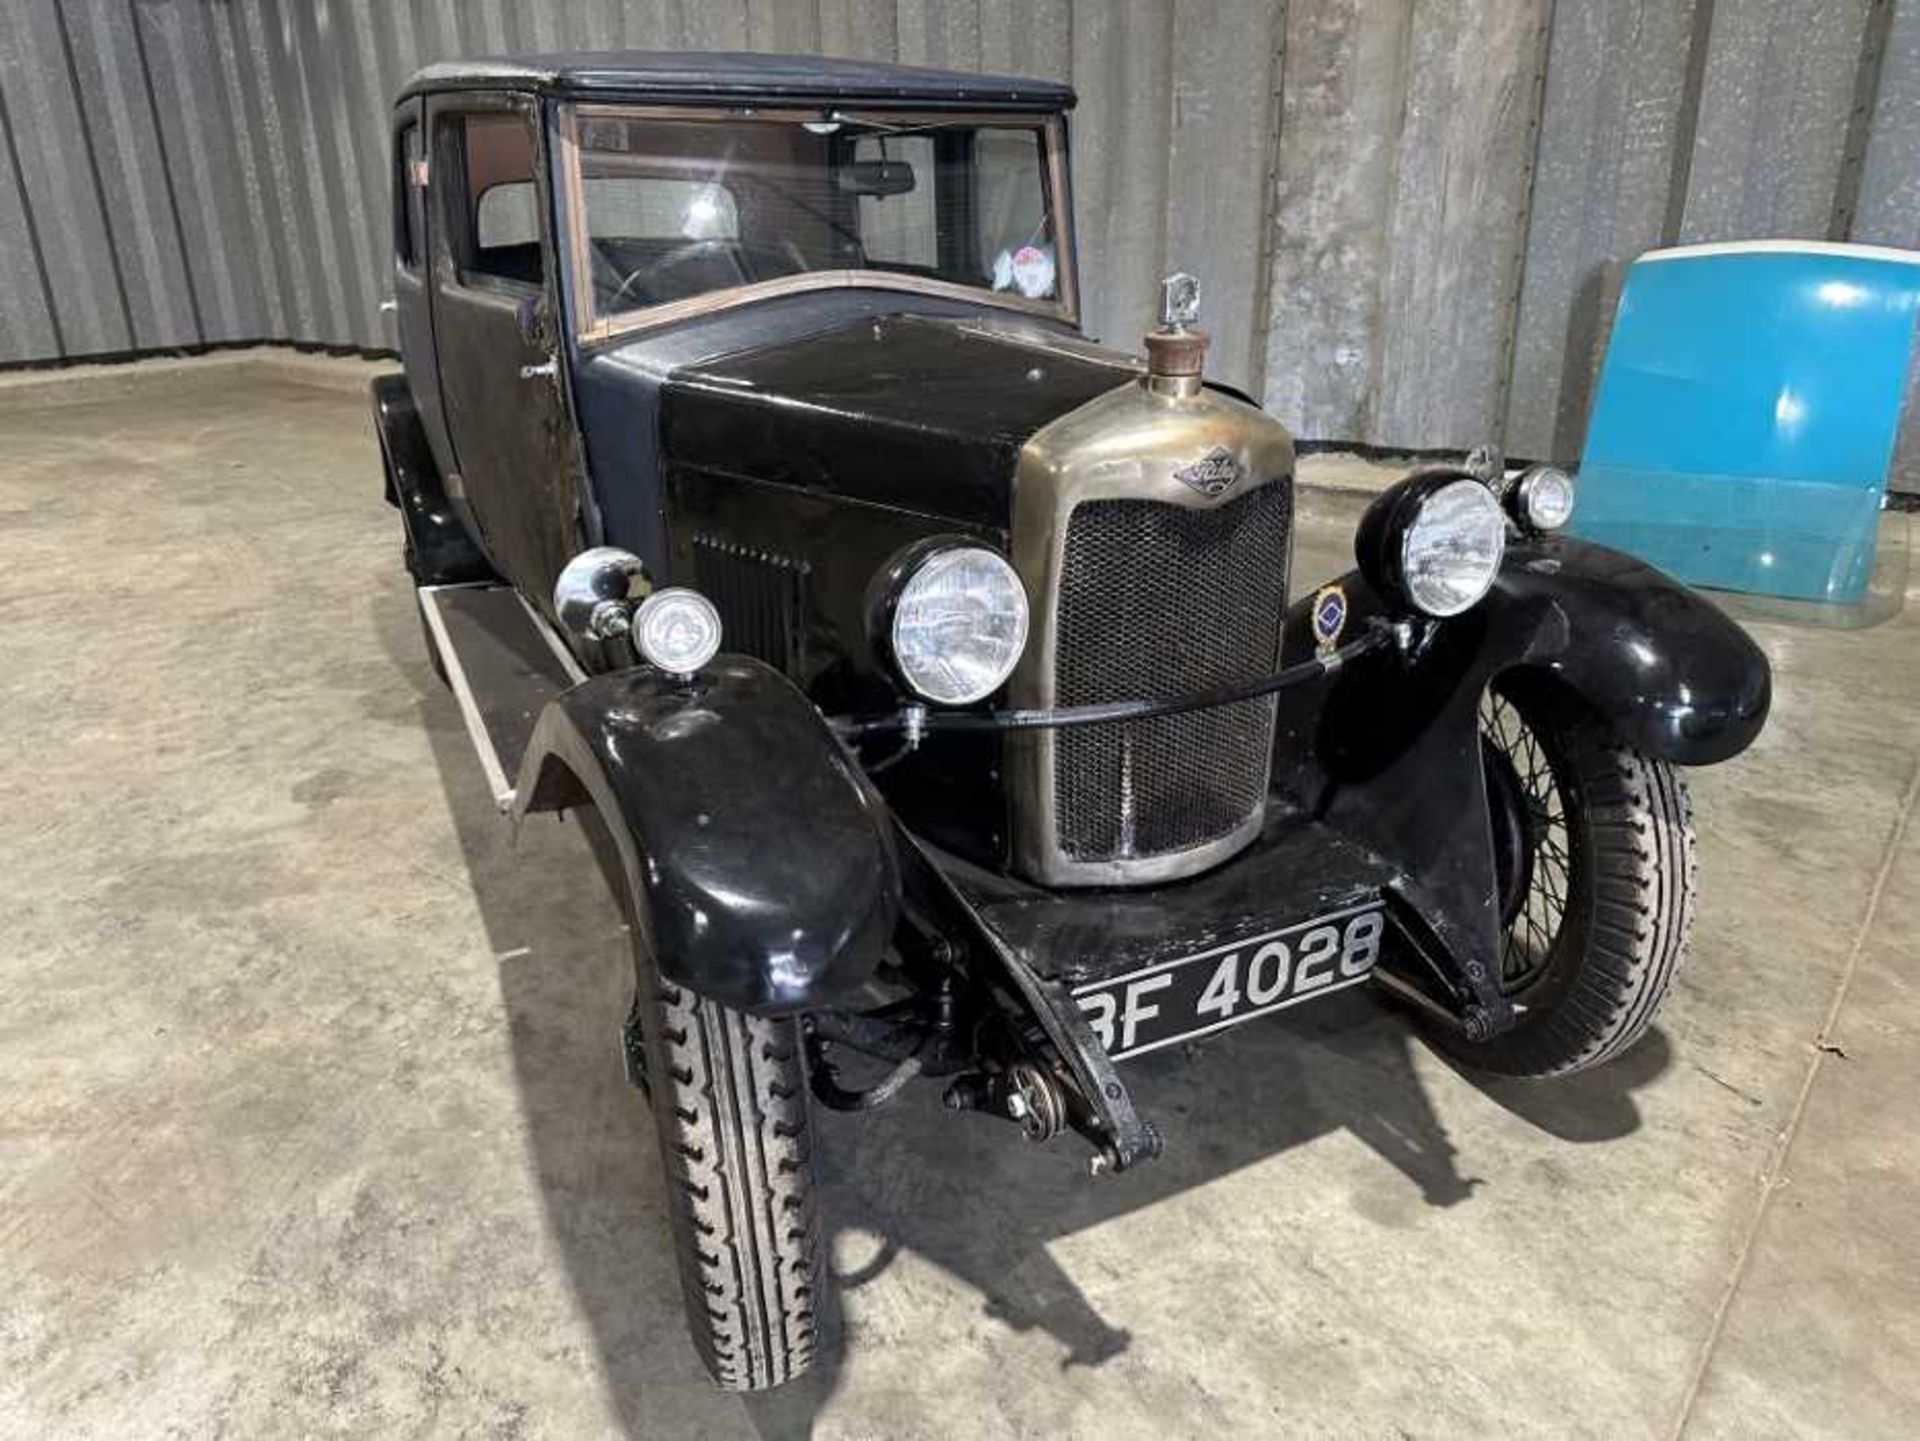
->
[690, 535, 810, 677]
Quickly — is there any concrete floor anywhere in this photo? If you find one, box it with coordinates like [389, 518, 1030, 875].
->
[3, 357, 1917, 1439]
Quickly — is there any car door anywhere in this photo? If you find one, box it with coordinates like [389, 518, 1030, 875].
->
[425, 90, 582, 609]
[389, 101, 453, 478]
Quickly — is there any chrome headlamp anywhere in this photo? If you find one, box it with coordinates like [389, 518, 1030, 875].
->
[1508, 464, 1576, 533]
[634, 588, 723, 676]
[553, 547, 722, 677]
[1356, 471, 1507, 618]
[553, 546, 653, 642]
[872, 541, 1029, 705]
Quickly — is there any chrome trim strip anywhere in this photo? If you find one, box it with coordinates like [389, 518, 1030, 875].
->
[418, 583, 516, 812]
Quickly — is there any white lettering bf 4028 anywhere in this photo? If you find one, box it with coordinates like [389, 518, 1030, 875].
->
[1073, 904, 1387, 1061]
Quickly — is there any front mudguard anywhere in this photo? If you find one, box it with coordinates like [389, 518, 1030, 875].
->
[513, 656, 902, 1015]
[1277, 535, 1769, 1030]
[1291, 534, 1770, 775]
[1486, 536, 1771, 764]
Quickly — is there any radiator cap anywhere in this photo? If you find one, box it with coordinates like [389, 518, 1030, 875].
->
[1145, 272, 1208, 379]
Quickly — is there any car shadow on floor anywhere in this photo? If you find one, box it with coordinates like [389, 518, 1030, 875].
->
[371, 585, 1671, 1439]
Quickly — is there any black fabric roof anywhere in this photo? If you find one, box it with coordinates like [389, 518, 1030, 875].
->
[400, 50, 1074, 109]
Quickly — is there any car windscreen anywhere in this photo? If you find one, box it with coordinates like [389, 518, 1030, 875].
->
[566, 109, 1062, 323]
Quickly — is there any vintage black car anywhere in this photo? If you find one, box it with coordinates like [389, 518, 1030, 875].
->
[371, 51, 1771, 1390]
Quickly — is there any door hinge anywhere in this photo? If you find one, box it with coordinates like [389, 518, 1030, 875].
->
[519, 357, 559, 381]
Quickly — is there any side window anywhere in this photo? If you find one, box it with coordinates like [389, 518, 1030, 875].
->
[393, 119, 423, 270]
[476, 181, 538, 249]
[452, 112, 543, 287]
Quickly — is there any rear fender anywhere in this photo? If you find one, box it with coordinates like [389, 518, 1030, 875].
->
[513, 656, 902, 1015]
[370, 373, 492, 585]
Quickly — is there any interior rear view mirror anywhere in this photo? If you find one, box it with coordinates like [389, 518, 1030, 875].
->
[838, 160, 916, 197]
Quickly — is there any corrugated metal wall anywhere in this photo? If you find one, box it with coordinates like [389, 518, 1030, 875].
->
[3, 0, 1918, 478]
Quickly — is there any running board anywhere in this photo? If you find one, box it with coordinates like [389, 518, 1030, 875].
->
[417, 583, 585, 811]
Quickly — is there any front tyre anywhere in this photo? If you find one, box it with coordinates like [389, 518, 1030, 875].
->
[1438, 676, 1696, 1078]
[635, 962, 823, 1390]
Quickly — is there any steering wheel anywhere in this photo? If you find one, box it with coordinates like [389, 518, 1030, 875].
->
[607, 240, 752, 309]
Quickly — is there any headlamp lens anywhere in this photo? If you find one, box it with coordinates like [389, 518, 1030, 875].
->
[890, 547, 1029, 705]
[634, 588, 723, 675]
[1400, 479, 1507, 617]
[1517, 465, 1576, 531]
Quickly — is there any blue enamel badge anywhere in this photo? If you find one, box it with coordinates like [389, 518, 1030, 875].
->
[1311, 584, 1347, 651]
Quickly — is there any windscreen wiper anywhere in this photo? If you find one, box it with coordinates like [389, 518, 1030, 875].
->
[810, 111, 977, 138]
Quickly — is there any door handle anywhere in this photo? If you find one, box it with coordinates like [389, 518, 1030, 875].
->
[379, 298, 397, 314]
[519, 358, 558, 381]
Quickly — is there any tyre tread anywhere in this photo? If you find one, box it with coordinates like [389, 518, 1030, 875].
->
[1457, 691, 1696, 1078]
[642, 972, 820, 1390]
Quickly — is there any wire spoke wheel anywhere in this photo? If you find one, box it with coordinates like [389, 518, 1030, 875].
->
[1480, 689, 1575, 996]
[1431, 676, 1697, 1078]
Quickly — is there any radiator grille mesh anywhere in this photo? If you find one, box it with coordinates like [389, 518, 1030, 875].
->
[1052, 484, 1290, 862]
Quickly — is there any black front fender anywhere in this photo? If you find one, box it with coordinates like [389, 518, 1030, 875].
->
[1271, 536, 1768, 1016]
[1282, 536, 1769, 790]
[1487, 536, 1771, 765]
[513, 657, 901, 1015]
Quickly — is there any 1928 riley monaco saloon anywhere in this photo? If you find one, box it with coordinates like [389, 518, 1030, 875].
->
[372, 52, 1771, 1389]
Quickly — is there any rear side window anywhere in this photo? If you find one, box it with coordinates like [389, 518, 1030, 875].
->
[454, 112, 543, 287]
[393, 119, 423, 269]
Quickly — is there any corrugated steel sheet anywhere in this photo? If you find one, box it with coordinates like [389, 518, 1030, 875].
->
[2, 0, 1917, 483]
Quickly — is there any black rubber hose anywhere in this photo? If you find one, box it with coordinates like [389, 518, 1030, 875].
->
[807, 1046, 924, 1113]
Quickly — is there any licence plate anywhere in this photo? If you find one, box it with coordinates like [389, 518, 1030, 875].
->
[1072, 903, 1387, 1061]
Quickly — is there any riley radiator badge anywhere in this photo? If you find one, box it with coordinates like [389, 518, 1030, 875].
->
[1173, 445, 1246, 497]
[1312, 583, 1348, 652]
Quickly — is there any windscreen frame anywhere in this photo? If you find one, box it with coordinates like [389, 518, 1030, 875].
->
[553, 101, 1080, 345]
